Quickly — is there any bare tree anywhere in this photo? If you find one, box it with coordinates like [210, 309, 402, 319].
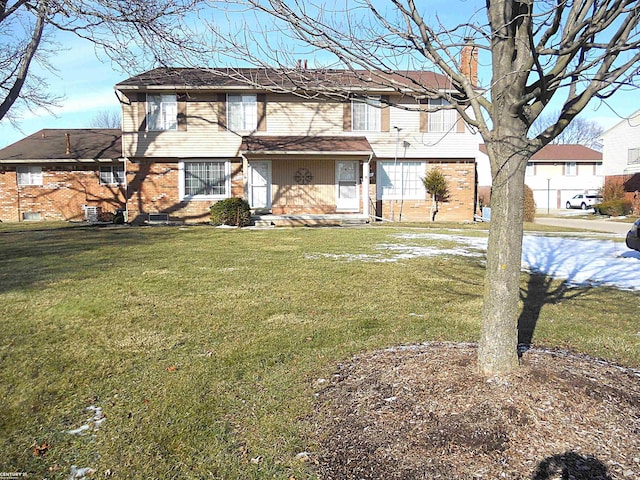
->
[0, 0, 208, 124]
[90, 109, 122, 129]
[205, 0, 640, 376]
[531, 112, 605, 148]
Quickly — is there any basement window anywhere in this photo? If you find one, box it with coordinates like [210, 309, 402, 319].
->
[22, 212, 42, 221]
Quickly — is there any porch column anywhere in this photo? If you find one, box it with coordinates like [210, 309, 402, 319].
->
[363, 156, 371, 218]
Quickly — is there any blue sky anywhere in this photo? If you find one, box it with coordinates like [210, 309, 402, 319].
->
[1, 7, 638, 149]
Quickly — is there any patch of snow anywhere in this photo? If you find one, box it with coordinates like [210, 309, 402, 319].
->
[307, 231, 640, 291]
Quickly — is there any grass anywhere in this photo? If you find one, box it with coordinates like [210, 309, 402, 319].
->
[0, 223, 637, 479]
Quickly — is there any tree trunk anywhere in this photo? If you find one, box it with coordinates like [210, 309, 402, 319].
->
[477, 0, 536, 377]
[478, 141, 530, 376]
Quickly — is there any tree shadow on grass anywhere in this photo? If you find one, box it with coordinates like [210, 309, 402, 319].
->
[0, 225, 156, 293]
[532, 451, 612, 480]
[517, 272, 592, 350]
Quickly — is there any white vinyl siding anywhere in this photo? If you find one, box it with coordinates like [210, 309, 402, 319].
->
[352, 97, 381, 132]
[147, 94, 177, 131]
[17, 166, 43, 186]
[428, 98, 458, 133]
[180, 160, 231, 200]
[378, 161, 426, 200]
[525, 162, 534, 177]
[99, 165, 125, 185]
[228, 94, 257, 131]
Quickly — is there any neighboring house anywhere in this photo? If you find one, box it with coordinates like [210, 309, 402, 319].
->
[601, 109, 640, 213]
[114, 67, 479, 224]
[0, 129, 124, 222]
[477, 144, 603, 211]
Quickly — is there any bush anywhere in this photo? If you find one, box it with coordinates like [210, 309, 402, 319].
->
[602, 178, 626, 202]
[210, 198, 252, 227]
[524, 184, 536, 222]
[594, 199, 633, 217]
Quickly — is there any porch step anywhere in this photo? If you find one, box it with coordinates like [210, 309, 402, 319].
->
[252, 214, 369, 228]
[253, 219, 275, 228]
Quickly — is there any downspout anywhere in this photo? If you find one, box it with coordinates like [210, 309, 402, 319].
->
[363, 153, 372, 220]
[391, 126, 401, 220]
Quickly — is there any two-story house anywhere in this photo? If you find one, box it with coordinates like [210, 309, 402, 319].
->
[0, 66, 479, 224]
[114, 67, 479, 224]
[601, 109, 640, 212]
[477, 144, 603, 211]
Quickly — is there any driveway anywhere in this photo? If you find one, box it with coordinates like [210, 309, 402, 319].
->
[534, 216, 631, 235]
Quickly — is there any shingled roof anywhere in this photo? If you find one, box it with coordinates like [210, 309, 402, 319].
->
[479, 144, 602, 162]
[240, 136, 372, 155]
[0, 129, 122, 163]
[115, 67, 452, 94]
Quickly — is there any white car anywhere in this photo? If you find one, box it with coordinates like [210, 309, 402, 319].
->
[565, 194, 602, 210]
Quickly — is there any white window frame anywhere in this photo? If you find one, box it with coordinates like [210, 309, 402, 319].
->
[227, 94, 257, 131]
[377, 161, 426, 200]
[594, 162, 603, 176]
[565, 162, 577, 176]
[99, 165, 125, 185]
[628, 148, 640, 165]
[525, 162, 534, 177]
[179, 160, 231, 201]
[352, 97, 381, 132]
[147, 94, 178, 131]
[428, 98, 458, 133]
[22, 211, 42, 221]
[17, 166, 43, 186]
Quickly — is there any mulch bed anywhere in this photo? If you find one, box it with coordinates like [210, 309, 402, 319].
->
[311, 343, 640, 480]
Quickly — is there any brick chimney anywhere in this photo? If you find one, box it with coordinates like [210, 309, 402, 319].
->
[460, 38, 478, 86]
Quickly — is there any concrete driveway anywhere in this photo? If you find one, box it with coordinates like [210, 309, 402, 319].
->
[534, 212, 632, 235]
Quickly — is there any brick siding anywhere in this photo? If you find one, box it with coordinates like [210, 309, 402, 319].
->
[0, 165, 125, 222]
[126, 159, 244, 224]
[375, 160, 476, 222]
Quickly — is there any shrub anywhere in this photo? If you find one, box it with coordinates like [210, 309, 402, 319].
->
[422, 167, 450, 221]
[210, 198, 252, 226]
[524, 184, 536, 222]
[594, 199, 633, 217]
[602, 178, 626, 202]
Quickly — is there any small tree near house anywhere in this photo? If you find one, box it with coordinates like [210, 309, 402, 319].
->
[422, 168, 449, 221]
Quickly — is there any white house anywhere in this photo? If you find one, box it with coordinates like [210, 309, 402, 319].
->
[601, 109, 640, 176]
[477, 144, 603, 211]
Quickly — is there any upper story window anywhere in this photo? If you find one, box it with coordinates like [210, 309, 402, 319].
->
[428, 98, 458, 132]
[180, 160, 231, 200]
[525, 162, 534, 176]
[377, 161, 426, 200]
[17, 166, 43, 186]
[100, 165, 125, 185]
[352, 97, 381, 132]
[147, 94, 177, 131]
[228, 94, 257, 131]
[565, 162, 577, 176]
[594, 162, 603, 176]
[628, 148, 640, 165]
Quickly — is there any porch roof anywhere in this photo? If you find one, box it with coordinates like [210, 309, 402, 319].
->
[240, 136, 373, 156]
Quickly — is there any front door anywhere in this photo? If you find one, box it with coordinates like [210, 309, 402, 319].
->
[336, 161, 359, 211]
[248, 161, 271, 210]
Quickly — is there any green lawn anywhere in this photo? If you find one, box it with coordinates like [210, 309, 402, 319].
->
[0, 224, 637, 479]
